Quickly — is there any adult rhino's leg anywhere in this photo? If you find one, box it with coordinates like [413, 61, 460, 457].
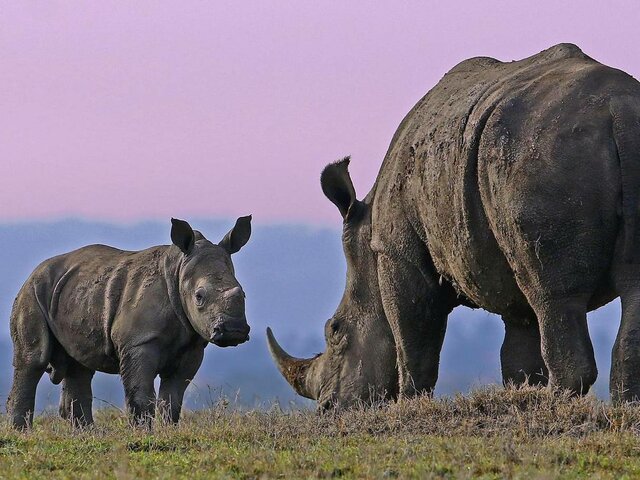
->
[59, 358, 95, 427]
[491, 214, 600, 395]
[530, 297, 596, 394]
[500, 316, 548, 387]
[500, 227, 603, 395]
[483, 186, 611, 395]
[158, 347, 204, 424]
[120, 344, 160, 428]
[377, 253, 452, 397]
[610, 264, 640, 402]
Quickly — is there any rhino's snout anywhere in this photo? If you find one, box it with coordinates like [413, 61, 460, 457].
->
[222, 286, 245, 318]
[211, 316, 250, 347]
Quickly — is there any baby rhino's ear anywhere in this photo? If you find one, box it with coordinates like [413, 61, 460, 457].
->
[219, 215, 252, 254]
[171, 218, 195, 255]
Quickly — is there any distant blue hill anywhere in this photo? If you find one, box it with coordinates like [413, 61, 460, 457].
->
[0, 219, 620, 413]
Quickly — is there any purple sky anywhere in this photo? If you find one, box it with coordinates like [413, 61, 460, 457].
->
[2, 1, 639, 225]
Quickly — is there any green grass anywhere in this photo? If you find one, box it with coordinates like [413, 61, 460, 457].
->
[3, 386, 640, 478]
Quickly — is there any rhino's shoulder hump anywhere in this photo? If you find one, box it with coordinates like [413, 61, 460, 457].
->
[446, 56, 502, 76]
[442, 43, 593, 84]
[533, 42, 590, 62]
[505, 43, 595, 74]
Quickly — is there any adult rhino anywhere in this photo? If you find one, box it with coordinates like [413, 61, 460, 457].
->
[9, 217, 251, 429]
[268, 43, 640, 409]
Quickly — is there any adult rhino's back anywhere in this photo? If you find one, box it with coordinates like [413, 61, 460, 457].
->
[373, 43, 640, 316]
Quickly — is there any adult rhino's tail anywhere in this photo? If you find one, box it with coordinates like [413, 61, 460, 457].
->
[611, 97, 640, 263]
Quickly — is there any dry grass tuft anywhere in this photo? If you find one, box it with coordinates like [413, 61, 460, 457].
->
[186, 384, 640, 440]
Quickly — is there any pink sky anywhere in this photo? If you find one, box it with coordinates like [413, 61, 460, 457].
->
[1, 1, 639, 225]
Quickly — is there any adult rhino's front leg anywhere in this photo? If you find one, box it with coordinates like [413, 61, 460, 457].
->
[158, 347, 204, 424]
[120, 344, 161, 428]
[377, 253, 454, 397]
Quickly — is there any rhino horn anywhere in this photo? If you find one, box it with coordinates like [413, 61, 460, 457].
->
[266, 327, 319, 400]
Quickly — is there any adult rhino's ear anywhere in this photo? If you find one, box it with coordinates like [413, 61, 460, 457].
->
[321, 156, 361, 221]
[219, 215, 252, 254]
[171, 218, 195, 255]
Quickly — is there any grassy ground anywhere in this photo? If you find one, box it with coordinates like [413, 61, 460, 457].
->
[2, 386, 640, 479]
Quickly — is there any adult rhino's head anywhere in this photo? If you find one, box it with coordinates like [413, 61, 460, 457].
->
[170, 217, 251, 347]
[267, 158, 398, 410]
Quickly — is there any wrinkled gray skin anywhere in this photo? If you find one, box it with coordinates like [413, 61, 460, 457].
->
[268, 43, 640, 409]
[9, 217, 251, 429]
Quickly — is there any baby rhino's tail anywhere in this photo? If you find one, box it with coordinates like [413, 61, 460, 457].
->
[45, 340, 67, 385]
[10, 281, 53, 372]
[11, 275, 67, 384]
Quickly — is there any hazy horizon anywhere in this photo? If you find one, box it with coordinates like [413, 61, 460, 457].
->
[0, 219, 622, 410]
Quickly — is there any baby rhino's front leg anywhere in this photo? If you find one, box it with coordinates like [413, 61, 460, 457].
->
[158, 347, 205, 424]
[120, 344, 161, 428]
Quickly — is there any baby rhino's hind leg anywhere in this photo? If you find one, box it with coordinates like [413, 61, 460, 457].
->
[8, 289, 51, 429]
[9, 367, 44, 430]
[59, 357, 95, 427]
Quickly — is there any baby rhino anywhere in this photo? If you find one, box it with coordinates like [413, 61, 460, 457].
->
[8, 217, 251, 429]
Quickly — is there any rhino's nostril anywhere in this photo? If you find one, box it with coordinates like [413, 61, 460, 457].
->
[212, 325, 223, 340]
[210, 317, 250, 347]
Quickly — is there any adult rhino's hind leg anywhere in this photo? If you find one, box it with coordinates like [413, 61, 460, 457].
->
[529, 297, 597, 395]
[610, 264, 640, 403]
[59, 357, 95, 427]
[495, 207, 601, 395]
[500, 316, 548, 387]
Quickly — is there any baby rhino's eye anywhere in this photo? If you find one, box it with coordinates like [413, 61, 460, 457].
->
[194, 288, 206, 307]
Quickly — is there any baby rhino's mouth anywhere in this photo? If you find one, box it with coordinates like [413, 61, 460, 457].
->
[211, 317, 250, 347]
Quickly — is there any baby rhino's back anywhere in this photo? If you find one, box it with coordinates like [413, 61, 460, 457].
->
[30, 244, 169, 373]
